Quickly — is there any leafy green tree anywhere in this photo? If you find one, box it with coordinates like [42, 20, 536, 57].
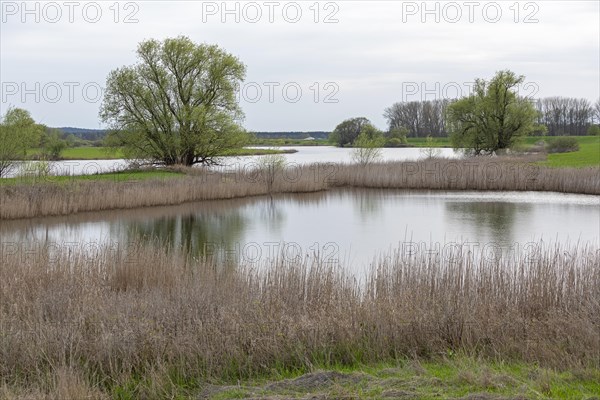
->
[351, 124, 385, 166]
[447, 70, 540, 154]
[40, 128, 68, 160]
[65, 133, 78, 147]
[0, 107, 43, 177]
[385, 127, 408, 147]
[330, 117, 371, 147]
[100, 36, 247, 166]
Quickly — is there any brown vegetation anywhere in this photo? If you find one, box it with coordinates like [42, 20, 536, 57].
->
[1, 158, 599, 220]
[0, 242, 598, 397]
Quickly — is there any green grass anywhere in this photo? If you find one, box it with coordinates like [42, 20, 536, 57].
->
[111, 356, 599, 399]
[61, 146, 125, 159]
[27, 146, 124, 160]
[537, 136, 600, 168]
[516, 135, 600, 168]
[405, 137, 451, 147]
[0, 169, 184, 186]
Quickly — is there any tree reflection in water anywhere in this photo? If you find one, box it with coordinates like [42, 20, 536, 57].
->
[444, 201, 532, 247]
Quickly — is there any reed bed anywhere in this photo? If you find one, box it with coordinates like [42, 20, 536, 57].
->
[1, 158, 599, 220]
[1, 242, 598, 397]
[0, 165, 327, 220]
[332, 158, 600, 194]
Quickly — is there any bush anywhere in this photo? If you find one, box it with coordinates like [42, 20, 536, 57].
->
[587, 125, 600, 136]
[386, 137, 406, 147]
[545, 137, 579, 153]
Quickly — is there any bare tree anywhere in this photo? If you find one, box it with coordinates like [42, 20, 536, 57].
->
[537, 97, 593, 135]
[384, 100, 450, 137]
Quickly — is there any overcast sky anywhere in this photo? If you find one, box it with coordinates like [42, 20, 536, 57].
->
[1, 0, 598, 131]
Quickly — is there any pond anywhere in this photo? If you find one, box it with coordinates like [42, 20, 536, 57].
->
[2, 189, 598, 274]
[2, 146, 460, 178]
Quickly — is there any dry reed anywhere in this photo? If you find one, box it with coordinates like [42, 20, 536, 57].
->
[1, 158, 599, 219]
[0, 241, 598, 396]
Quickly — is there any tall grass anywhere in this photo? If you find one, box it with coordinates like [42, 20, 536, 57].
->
[1, 242, 598, 397]
[1, 158, 599, 219]
[0, 164, 327, 219]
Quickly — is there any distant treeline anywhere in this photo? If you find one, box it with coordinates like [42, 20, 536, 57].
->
[384, 100, 450, 138]
[535, 97, 598, 136]
[384, 97, 600, 137]
[57, 97, 600, 144]
[58, 127, 108, 141]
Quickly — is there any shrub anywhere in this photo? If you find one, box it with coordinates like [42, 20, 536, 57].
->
[546, 137, 579, 153]
[419, 135, 442, 159]
[386, 138, 406, 147]
[587, 125, 600, 136]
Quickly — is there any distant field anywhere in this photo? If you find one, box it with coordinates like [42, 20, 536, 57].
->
[537, 136, 600, 168]
[515, 136, 599, 168]
[27, 146, 124, 160]
[405, 137, 451, 147]
[61, 146, 124, 159]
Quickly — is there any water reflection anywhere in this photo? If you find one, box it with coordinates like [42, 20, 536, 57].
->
[351, 190, 384, 221]
[444, 201, 527, 246]
[1, 189, 598, 272]
[126, 212, 247, 259]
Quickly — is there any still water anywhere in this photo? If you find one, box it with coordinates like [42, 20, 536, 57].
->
[3, 146, 460, 178]
[2, 189, 598, 273]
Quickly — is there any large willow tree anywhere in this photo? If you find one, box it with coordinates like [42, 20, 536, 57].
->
[447, 70, 539, 155]
[100, 36, 247, 166]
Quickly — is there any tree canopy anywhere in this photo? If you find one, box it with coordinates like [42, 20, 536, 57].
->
[446, 70, 540, 154]
[0, 107, 44, 177]
[329, 117, 373, 147]
[100, 36, 247, 166]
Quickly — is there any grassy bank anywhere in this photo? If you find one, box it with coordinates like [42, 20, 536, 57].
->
[204, 358, 600, 399]
[0, 242, 598, 398]
[514, 136, 600, 168]
[2, 158, 599, 219]
[539, 136, 600, 168]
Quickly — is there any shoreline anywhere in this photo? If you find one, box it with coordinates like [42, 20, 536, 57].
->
[2, 240, 598, 397]
[2, 158, 599, 220]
